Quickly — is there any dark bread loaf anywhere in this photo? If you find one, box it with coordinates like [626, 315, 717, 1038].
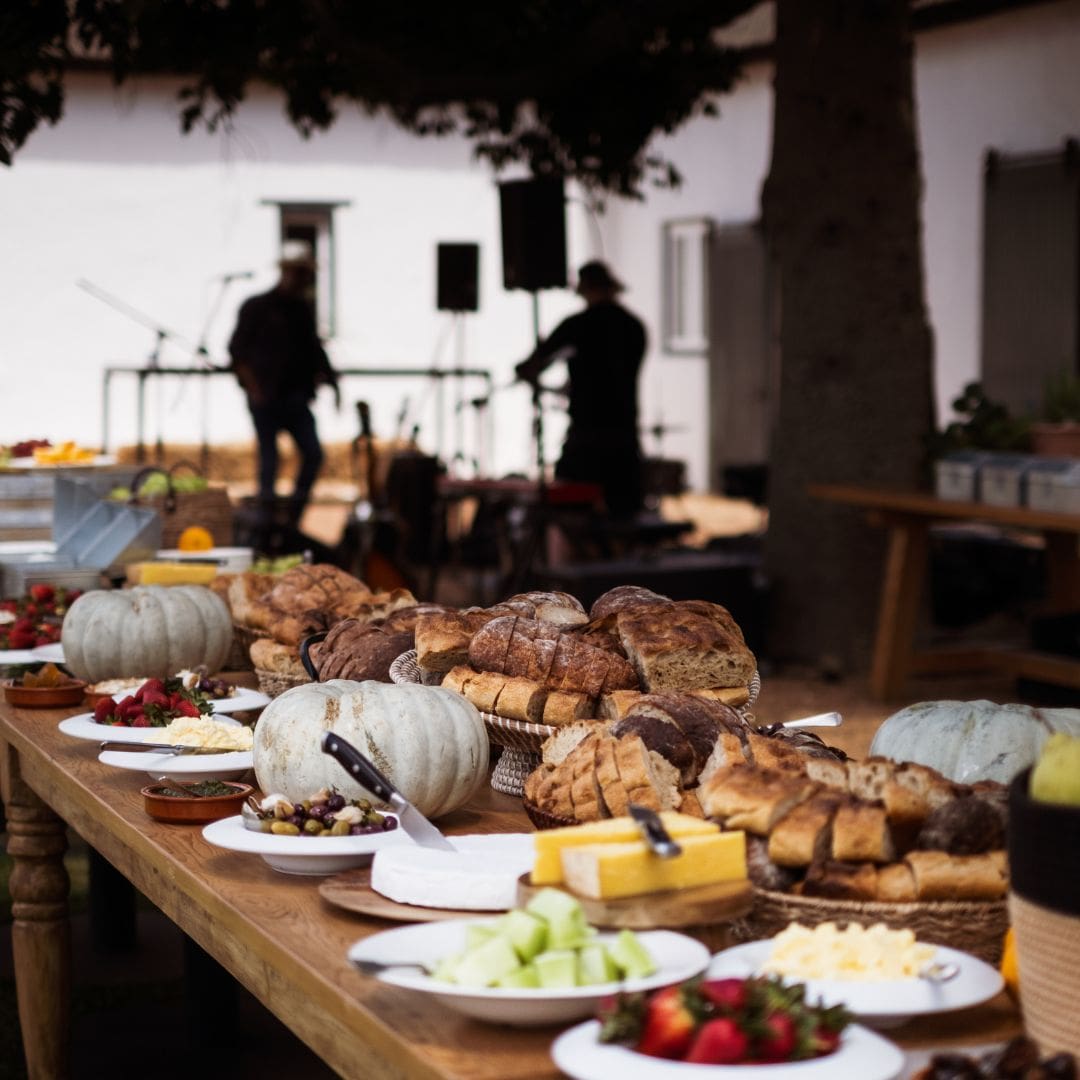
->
[610, 712, 697, 784]
[914, 796, 1005, 855]
[614, 693, 728, 783]
[617, 600, 756, 690]
[313, 619, 414, 682]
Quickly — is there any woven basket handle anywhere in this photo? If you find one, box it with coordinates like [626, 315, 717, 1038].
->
[167, 459, 206, 483]
[300, 631, 328, 680]
[128, 466, 176, 512]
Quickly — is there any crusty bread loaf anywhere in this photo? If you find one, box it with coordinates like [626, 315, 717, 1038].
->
[542, 690, 594, 728]
[569, 733, 606, 822]
[616, 601, 756, 691]
[598, 690, 643, 720]
[613, 735, 683, 813]
[697, 732, 751, 788]
[801, 755, 849, 790]
[800, 860, 880, 901]
[613, 693, 727, 783]
[507, 590, 589, 629]
[313, 619, 413, 682]
[689, 686, 751, 709]
[610, 712, 697, 784]
[494, 677, 549, 723]
[892, 762, 962, 812]
[250, 637, 306, 677]
[699, 765, 819, 835]
[541, 722, 600, 767]
[904, 849, 1008, 901]
[268, 564, 371, 617]
[228, 572, 278, 630]
[466, 614, 520, 673]
[440, 665, 474, 695]
[594, 736, 630, 817]
[767, 792, 843, 867]
[831, 800, 895, 863]
[876, 862, 918, 902]
[589, 585, 670, 621]
[416, 608, 497, 675]
[746, 732, 812, 773]
[461, 669, 508, 713]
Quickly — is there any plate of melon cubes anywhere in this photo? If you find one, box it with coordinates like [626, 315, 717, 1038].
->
[347, 888, 710, 1026]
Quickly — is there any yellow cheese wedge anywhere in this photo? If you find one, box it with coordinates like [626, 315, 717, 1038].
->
[137, 562, 219, 586]
[560, 831, 747, 901]
[532, 813, 719, 886]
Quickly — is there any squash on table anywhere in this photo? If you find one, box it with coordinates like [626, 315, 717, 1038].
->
[61, 585, 232, 681]
[869, 699, 1080, 785]
[253, 679, 489, 819]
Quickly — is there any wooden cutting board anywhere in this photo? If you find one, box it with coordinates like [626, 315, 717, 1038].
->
[515, 873, 753, 931]
[319, 867, 487, 922]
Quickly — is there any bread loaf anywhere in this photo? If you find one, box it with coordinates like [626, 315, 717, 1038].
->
[767, 792, 843, 867]
[904, 849, 1008, 901]
[616, 601, 756, 691]
[250, 637, 306, 678]
[313, 619, 413, 682]
[589, 585, 670, 621]
[268, 564, 371, 616]
[494, 677, 549, 723]
[542, 691, 594, 728]
[461, 669, 508, 713]
[830, 800, 895, 864]
[610, 712, 697, 784]
[416, 608, 497, 675]
[800, 860, 880, 901]
[541, 722, 601, 767]
[227, 572, 276, 628]
[507, 590, 589, 629]
[699, 765, 819, 835]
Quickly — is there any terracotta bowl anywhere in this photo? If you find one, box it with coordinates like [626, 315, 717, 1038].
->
[3, 679, 88, 708]
[142, 781, 254, 825]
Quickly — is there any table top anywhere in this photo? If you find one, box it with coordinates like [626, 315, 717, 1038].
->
[0, 690, 1023, 1080]
[808, 483, 1080, 532]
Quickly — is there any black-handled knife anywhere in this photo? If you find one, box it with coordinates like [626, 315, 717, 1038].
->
[628, 803, 683, 859]
[320, 731, 455, 851]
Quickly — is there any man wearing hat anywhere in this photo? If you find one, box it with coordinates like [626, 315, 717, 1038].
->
[515, 260, 646, 518]
[229, 240, 340, 524]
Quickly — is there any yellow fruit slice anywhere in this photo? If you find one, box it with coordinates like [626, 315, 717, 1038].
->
[177, 526, 215, 551]
[1000, 926, 1018, 996]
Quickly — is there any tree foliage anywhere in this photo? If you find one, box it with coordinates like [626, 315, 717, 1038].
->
[3, 0, 756, 192]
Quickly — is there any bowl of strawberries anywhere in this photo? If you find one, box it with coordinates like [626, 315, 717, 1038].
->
[91, 676, 212, 728]
[550, 975, 906, 1079]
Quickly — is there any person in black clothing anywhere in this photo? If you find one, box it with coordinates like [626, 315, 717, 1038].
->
[228, 242, 340, 523]
[514, 260, 646, 518]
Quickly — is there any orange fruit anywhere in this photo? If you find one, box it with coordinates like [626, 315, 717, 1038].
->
[1000, 927, 1018, 996]
[177, 526, 214, 552]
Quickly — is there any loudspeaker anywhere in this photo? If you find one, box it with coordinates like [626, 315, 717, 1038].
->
[499, 178, 567, 292]
[436, 242, 480, 312]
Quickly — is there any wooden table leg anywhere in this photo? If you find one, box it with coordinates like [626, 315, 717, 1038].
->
[1, 741, 71, 1080]
[869, 517, 929, 700]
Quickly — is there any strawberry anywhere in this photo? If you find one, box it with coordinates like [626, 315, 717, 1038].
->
[29, 584, 54, 603]
[636, 985, 698, 1060]
[174, 698, 201, 718]
[132, 714, 151, 728]
[684, 1017, 749, 1065]
[699, 978, 747, 1013]
[22, 603, 37, 618]
[140, 679, 166, 698]
[757, 1012, 798, 1062]
[12, 617, 34, 633]
[0, 599, 17, 613]
[93, 697, 115, 724]
[810, 1025, 842, 1056]
[8, 629, 36, 649]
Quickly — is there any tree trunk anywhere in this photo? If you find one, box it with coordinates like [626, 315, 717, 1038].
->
[762, 0, 935, 672]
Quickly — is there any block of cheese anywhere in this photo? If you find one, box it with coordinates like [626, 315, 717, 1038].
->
[532, 812, 720, 886]
[136, 561, 219, 586]
[560, 831, 747, 901]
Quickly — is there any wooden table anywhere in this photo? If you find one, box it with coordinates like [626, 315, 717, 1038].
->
[809, 484, 1080, 700]
[2, 695, 1022, 1079]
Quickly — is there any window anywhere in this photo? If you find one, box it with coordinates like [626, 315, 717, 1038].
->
[262, 199, 350, 338]
[662, 217, 713, 354]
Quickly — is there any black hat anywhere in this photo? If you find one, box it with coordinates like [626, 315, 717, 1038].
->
[575, 260, 624, 294]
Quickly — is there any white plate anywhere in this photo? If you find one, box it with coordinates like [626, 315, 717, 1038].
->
[707, 941, 1003, 1026]
[0, 643, 65, 665]
[104, 685, 270, 714]
[551, 1020, 904, 1080]
[60, 711, 247, 745]
[98, 747, 253, 780]
[348, 923, 710, 1027]
[203, 814, 411, 875]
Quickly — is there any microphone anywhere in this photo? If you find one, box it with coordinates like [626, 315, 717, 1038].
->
[214, 271, 255, 281]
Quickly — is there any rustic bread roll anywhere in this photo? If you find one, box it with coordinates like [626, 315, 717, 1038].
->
[268, 564, 371, 617]
[904, 849, 1008, 901]
[767, 792, 843, 867]
[440, 665, 474, 695]
[618, 693, 726, 782]
[228, 572, 277, 629]
[542, 691, 594, 728]
[589, 585, 670, 621]
[697, 732, 751, 787]
[699, 766, 819, 835]
[461, 669, 509, 713]
[541, 722, 602, 767]
[746, 732, 814, 773]
[616, 601, 756, 691]
[802, 755, 849, 790]
[598, 690, 643, 720]
[594, 736, 631, 817]
[689, 686, 752, 709]
[570, 733, 606, 822]
[831, 800, 895, 864]
[613, 735, 683, 813]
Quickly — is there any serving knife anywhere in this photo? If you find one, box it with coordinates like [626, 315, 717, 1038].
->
[321, 731, 455, 852]
[628, 803, 682, 859]
[99, 740, 238, 755]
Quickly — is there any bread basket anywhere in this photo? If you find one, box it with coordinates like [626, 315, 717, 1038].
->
[733, 888, 1009, 966]
[391, 650, 762, 798]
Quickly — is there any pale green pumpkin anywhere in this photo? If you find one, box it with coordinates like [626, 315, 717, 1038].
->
[253, 679, 489, 819]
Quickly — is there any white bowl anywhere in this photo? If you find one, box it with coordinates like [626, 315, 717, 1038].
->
[348, 922, 710, 1027]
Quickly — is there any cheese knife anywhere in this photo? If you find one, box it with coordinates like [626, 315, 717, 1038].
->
[320, 731, 455, 851]
[99, 740, 239, 755]
[628, 803, 682, 859]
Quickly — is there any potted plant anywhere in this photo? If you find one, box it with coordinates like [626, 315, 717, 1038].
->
[1031, 371, 1080, 457]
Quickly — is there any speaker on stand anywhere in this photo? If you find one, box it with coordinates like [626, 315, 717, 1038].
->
[436, 242, 480, 476]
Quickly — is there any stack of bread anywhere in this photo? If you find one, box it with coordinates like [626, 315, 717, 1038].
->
[698, 738, 1008, 903]
[216, 563, 417, 682]
[416, 584, 757, 725]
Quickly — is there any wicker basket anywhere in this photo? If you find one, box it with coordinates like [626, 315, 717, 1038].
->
[734, 887, 1010, 966]
[522, 799, 576, 831]
[229, 624, 268, 672]
[254, 668, 310, 699]
[127, 462, 235, 547]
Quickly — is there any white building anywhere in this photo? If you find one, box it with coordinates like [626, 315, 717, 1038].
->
[2, 0, 1079, 492]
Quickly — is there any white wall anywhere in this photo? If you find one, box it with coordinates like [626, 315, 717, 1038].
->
[4, 2, 1080, 492]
